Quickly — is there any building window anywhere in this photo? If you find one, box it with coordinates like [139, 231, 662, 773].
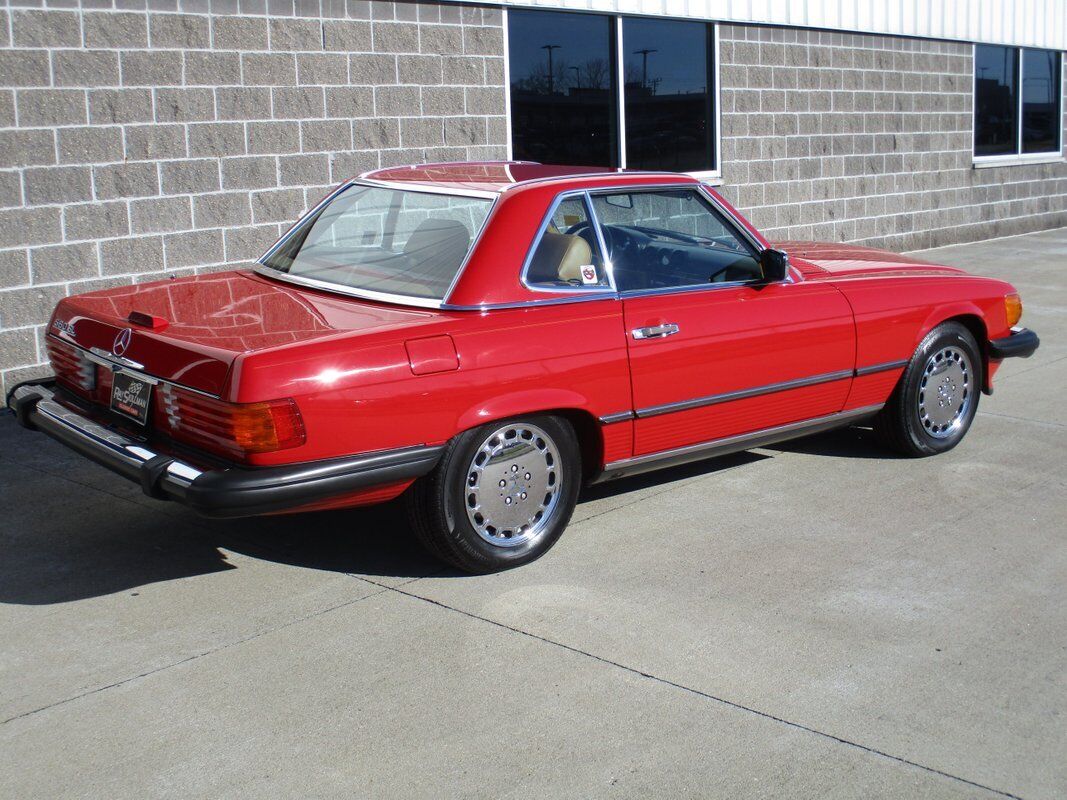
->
[975, 45, 1062, 159]
[623, 18, 714, 172]
[506, 10, 618, 168]
[506, 9, 717, 174]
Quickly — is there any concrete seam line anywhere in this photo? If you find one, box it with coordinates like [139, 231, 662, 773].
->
[378, 583, 1028, 800]
[977, 411, 1067, 430]
[0, 586, 390, 727]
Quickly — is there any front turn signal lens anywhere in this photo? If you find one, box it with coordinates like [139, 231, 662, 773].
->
[1005, 293, 1023, 328]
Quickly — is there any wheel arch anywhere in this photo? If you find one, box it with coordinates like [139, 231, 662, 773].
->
[454, 392, 605, 482]
[916, 307, 990, 393]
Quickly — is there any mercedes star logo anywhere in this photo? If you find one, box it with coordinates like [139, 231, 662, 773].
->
[113, 328, 132, 357]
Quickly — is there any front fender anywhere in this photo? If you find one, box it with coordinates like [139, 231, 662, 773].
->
[915, 301, 993, 392]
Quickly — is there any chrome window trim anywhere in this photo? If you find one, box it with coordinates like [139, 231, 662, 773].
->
[633, 369, 855, 419]
[441, 292, 618, 312]
[582, 183, 780, 298]
[253, 179, 785, 313]
[518, 189, 618, 296]
[355, 175, 500, 200]
[254, 178, 498, 311]
[53, 334, 220, 399]
[254, 264, 449, 310]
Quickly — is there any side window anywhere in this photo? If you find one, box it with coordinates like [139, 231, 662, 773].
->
[590, 189, 763, 292]
[525, 196, 611, 290]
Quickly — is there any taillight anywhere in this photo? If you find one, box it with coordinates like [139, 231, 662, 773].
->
[46, 337, 95, 393]
[158, 385, 306, 460]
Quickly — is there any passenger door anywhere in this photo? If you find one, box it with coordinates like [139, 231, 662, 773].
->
[589, 188, 855, 457]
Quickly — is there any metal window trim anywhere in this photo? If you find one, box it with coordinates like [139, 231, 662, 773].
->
[972, 43, 1064, 160]
[502, 5, 514, 162]
[586, 182, 774, 297]
[519, 189, 618, 296]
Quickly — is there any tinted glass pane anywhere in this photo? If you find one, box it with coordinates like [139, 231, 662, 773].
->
[1022, 49, 1062, 154]
[264, 186, 492, 301]
[508, 10, 618, 167]
[974, 45, 1019, 156]
[623, 19, 713, 171]
[590, 190, 761, 292]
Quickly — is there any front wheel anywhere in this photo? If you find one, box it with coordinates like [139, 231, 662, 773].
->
[874, 321, 982, 456]
[406, 415, 581, 573]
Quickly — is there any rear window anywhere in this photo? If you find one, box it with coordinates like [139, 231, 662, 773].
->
[263, 183, 493, 301]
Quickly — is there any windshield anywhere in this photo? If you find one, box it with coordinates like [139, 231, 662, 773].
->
[262, 183, 494, 301]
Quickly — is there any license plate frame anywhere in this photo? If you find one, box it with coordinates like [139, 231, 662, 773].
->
[110, 371, 152, 426]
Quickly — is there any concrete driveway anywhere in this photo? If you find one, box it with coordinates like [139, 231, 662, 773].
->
[1, 228, 1064, 799]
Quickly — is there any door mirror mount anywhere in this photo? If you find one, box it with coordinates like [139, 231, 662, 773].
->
[759, 248, 790, 283]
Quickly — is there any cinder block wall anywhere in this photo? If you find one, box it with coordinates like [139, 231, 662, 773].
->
[1, 6, 1066, 395]
[718, 24, 1067, 250]
[0, 0, 506, 395]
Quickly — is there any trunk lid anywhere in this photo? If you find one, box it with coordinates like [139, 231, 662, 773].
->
[51, 269, 446, 396]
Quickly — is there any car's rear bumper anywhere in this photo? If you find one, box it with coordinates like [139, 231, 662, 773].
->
[989, 326, 1040, 360]
[6, 382, 443, 518]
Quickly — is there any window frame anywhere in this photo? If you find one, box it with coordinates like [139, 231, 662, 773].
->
[973, 43, 1065, 168]
[520, 183, 768, 299]
[520, 190, 618, 295]
[503, 8, 722, 182]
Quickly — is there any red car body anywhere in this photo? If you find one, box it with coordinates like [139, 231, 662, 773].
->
[8, 162, 1038, 525]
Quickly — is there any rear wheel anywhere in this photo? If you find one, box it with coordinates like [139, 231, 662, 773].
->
[406, 415, 581, 573]
[874, 321, 982, 456]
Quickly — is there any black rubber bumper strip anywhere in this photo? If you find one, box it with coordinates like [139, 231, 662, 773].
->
[989, 327, 1040, 360]
[8, 381, 443, 519]
[173, 445, 444, 518]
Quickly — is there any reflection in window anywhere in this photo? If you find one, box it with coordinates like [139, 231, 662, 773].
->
[975, 45, 1062, 157]
[1022, 49, 1062, 154]
[623, 18, 714, 172]
[590, 190, 762, 292]
[974, 45, 1018, 157]
[507, 10, 618, 167]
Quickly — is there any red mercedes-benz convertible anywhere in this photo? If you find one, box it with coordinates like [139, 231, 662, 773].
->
[7, 162, 1039, 572]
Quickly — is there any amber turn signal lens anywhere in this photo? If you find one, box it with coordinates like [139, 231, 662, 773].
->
[229, 399, 306, 455]
[1005, 293, 1023, 328]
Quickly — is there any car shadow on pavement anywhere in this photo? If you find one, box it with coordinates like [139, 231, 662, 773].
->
[763, 424, 907, 460]
[0, 420, 890, 606]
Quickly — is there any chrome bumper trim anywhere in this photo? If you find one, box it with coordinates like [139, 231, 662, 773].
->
[9, 383, 202, 492]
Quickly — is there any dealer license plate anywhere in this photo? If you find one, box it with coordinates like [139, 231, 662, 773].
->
[110, 371, 152, 426]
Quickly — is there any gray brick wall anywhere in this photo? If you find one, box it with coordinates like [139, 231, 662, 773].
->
[1, 8, 1065, 396]
[717, 25, 1067, 250]
[0, 0, 507, 396]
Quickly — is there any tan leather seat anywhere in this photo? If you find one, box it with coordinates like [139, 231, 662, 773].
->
[527, 231, 594, 284]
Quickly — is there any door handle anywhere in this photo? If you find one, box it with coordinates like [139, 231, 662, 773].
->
[631, 323, 680, 340]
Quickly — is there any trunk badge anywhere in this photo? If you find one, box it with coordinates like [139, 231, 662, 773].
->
[113, 328, 132, 356]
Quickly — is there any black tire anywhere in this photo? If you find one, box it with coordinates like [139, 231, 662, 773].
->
[406, 415, 581, 573]
[874, 321, 982, 457]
